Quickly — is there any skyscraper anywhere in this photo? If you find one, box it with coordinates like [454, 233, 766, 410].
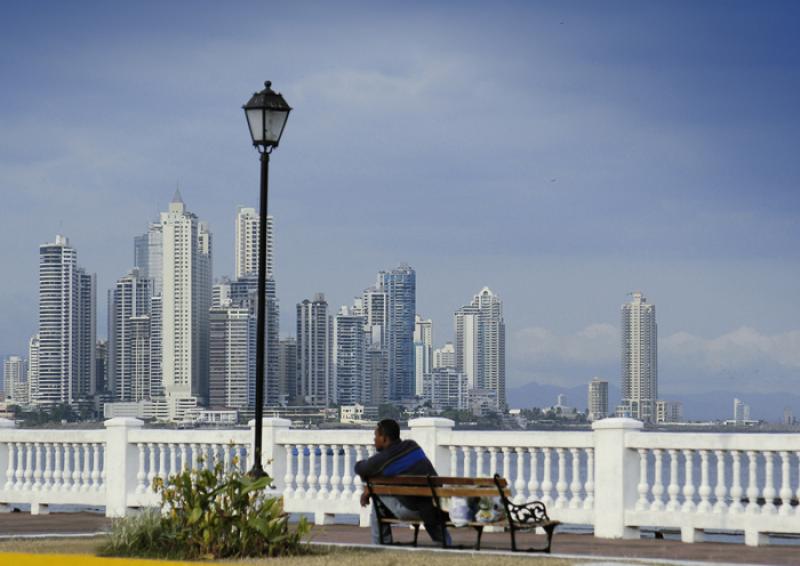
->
[618, 292, 657, 422]
[455, 287, 506, 409]
[36, 235, 96, 407]
[413, 315, 432, 397]
[209, 306, 253, 410]
[235, 207, 273, 280]
[160, 191, 212, 410]
[333, 306, 366, 405]
[27, 334, 39, 403]
[277, 337, 297, 405]
[109, 268, 153, 402]
[587, 377, 609, 421]
[296, 293, 331, 406]
[3, 356, 26, 404]
[379, 264, 416, 401]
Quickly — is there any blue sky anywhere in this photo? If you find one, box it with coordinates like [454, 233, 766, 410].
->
[1, 1, 799, 407]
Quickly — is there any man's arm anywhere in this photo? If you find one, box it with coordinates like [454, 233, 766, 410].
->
[354, 449, 391, 480]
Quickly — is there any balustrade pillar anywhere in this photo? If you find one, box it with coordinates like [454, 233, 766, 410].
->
[248, 418, 290, 491]
[408, 418, 454, 475]
[592, 418, 643, 539]
[103, 417, 144, 518]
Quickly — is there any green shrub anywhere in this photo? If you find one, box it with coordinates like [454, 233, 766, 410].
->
[101, 455, 310, 559]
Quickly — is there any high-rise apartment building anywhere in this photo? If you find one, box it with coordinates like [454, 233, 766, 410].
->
[160, 191, 212, 410]
[296, 293, 331, 406]
[379, 264, 416, 401]
[235, 207, 273, 280]
[333, 306, 366, 405]
[109, 268, 153, 402]
[422, 368, 469, 411]
[413, 315, 432, 397]
[95, 340, 108, 394]
[618, 292, 657, 422]
[36, 235, 96, 406]
[433, 342, 456, 369]
[277, 337, 297, 405]
[656, 400, 683, 423]
[3, 356, 26, 404]
[27, 334, 39, 403]
[209, 306, 253, 410]
[587, 377, 609, 421]
[455, 287, 506, 409]
[134, 222, 164, 295]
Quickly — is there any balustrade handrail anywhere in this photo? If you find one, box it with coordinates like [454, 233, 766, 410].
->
[626, 431, 800, 451]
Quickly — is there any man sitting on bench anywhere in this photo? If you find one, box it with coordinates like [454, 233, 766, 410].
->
[355, 419, 451, 546]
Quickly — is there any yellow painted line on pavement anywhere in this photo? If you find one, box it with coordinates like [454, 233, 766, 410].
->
[0, 553, 198, 566]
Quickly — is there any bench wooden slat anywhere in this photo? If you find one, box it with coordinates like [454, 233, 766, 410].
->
[371, 485, 508, 498]
[369, 475, 506, 488]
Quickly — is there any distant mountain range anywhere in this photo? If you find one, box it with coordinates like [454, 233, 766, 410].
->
[506, 381, 799, 423]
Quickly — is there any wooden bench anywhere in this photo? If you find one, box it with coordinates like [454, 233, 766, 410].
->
[365, 474, 560, 552]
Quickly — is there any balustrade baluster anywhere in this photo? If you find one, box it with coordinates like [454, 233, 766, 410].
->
[745, 450, 760, 514]
[169, 445, 178, 476]
[795, 451, 800, 516]
[223, 444, 232, 472]
[330, 444, 341, 499]
[636, 449, 649, 511]
[353, 445, 364, 502]
[697, 450, 711, 513]
[666, 449, 680, 511]
[318, 444, 329, 499]
[450, 446, 458, 477]
[295, 444, 306, 498]
[14, 443, 25, 490]
[92, 444, 102, 491]
[307, 444, 318, 499]
[53, 443, 63, 491]
[555, 448, 568, 509]
[569, 447, 582, 509]
[43, 443, 53, 491]
[136, 443, 147, 494]
[180, 444, 188, 471]
[650, 449, 664, 511]
[200, 444, 209, 469]
[283, 445, 294, 498]
[502, 447, 511, 484]
[514, 447, 526, 503]
[33, 443, 43, 491]
[3, 443, 14, 490]
[681, 449, 695, 511]
[762, 451, 777, 514]
[713, 450, 727, 514]
[23, 443, 33, 490]
[190, 443, 199, 470]
[70, 443, 81, 492]
[583, 448, 594, 510]
[779, 451, 792, 516]
[342, 445, 353, 499]
[527, 447, 539, 501]
[729, 450, 744, 513]
[81, 443, 91, 491]
[146, 443, 157, 491]
[462, 447, 472, 477]
[541, 448, 553, 506]
[158, 443, 168, 482]
[475, 447, 484, 477]
[489, 447, 498, 477]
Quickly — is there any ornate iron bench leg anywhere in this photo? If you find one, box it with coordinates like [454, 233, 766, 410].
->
[412, 523, 420, 547]
[543, 523, 556, 554]
[474, 525, 484, 550]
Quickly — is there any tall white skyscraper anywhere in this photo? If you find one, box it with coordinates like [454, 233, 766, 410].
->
[618, 291, 658, 422]
[209, 306, 253, 410]
[588, 377, 609, 421]
[109, 268, 153, 402]
[413, 315, 432, 396]
[3, 356, 26, 404]
[455, 287, 506, 410]
[36, 235, 96, 406]
[235, 207, 273, 280]
[160, 191, 212, 409]
[297, 293, 331, 406]
[333, 306, 366, 405]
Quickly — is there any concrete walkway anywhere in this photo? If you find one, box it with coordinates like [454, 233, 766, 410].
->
[0, 512, 797, 565]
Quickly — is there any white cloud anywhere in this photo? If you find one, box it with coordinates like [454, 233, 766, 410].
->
[512, 323, 618, 366]
[662, 326, 800, 371]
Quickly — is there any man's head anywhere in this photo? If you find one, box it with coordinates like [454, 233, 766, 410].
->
[374, 419, 400, 451]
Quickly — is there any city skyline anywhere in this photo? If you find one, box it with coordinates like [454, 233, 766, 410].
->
[1, 2, 799, 403]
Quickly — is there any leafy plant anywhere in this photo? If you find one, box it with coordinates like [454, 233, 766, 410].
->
[101, 453, 310, 559]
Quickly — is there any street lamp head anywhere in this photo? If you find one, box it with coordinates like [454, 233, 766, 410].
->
[243, 80, 292, 151]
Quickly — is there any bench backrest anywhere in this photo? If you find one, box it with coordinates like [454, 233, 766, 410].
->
[367, 475, 511, 499]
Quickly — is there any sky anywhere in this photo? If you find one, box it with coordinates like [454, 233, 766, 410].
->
[1, 1, 799, 408]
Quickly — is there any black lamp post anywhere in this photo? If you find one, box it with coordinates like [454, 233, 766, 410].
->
[243, 81, 291, 478]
